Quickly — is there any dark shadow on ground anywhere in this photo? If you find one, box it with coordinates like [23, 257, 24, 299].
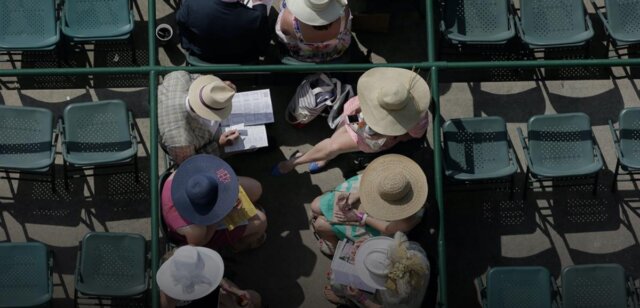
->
[2, 165, 86, 228]
[348, 0, 427, 63]
[568, 245, 640, 279]
[13, 49, 90, 90]
[92, 157, 151, 224]
[541, 81, 625, 126]
[16, 89, 94, 117]
[156, 13, 186, 66]
[468, 81, 546, 123]
[94, 87, 150, 118]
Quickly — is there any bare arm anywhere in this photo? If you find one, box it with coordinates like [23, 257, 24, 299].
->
[362, 213, 420, 235]
[180, 224, 215, 246]
[336, 199, 421, 235]
[160, 292, 177, 308]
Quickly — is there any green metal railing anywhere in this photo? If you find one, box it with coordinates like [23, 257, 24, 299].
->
[2, 0, 640, 307]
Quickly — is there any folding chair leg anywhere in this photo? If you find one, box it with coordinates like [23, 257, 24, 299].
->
[592, 171, 599, 196]
[63, 160, 69, 190]
[129, 36, 138, 65]
[50, 165, 56, 193]
[7, 51, 17, 69]
[522, 168, 530, 199]
[612, 161, 620, 192]
[509, 174, 515, 200]
[134, 156, 139, 182]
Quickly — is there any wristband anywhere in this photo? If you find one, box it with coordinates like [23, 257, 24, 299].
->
[359, 213, 368, 226]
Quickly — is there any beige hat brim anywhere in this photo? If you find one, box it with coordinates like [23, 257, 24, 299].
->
[360, 154, 428, 221]
[188, 75, 233, 122]
[358, 67, 431, 136]
[287, 0, 346, 26]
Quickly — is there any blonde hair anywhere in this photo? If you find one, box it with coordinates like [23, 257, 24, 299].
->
[384, 232, 429, 302]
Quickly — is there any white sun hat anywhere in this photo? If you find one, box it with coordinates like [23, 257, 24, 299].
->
[354, 236, 394, 290]
[156, 246, 224, 301]
[288, 0, 348, 26]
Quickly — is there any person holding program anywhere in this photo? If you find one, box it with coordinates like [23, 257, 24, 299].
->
[309, 154, 428, 256]
[159, 71, 241, 164]
[323, 232, 430, 307]
[161, 154, 267, 252]
[272, 67, 430, 175]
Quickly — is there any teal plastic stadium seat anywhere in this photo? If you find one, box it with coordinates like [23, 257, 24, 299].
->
[0, 242, 52, 307]
[75, 232, 147, 298]
[614, 107, 640, 170]
[524, 113, 602, 178]
[61, 100, 137, 167]
[485, 266, 553, 308]
[61, 0, 134, 41]
[516, 0, 594, 48]
[0, 0, 60, 50]
[441, 0, 515, 44]
[561, 264, 630, 308]
[0, 106, 55, 172]
[60, 100, 138, 189]
[609, 107, 640, 191]
[591, 0, 640, 46]
[443, 116, 517, 181]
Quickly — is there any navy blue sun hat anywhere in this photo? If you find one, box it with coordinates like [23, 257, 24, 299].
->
[172, 154, 239, 225]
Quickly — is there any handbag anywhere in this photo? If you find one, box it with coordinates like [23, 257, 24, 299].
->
[285, 73, 354, 129]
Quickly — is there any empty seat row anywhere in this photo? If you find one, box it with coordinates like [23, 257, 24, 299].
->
[0, 232, 147, 307]
[441, 0, 640, 48]
[442, 109, 640, 196]
[0, 101, 138, 191]
[0, 0, 133, 51]
[477, 264, 639, 308]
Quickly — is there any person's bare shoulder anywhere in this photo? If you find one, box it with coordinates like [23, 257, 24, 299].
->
[178, 224, 207, 244]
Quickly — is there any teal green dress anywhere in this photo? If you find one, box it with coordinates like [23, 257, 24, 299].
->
[319, 175, 381, 241]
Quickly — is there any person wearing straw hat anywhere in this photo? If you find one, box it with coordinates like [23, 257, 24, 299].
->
[159, 71, 242, 165]
[273, 67, 430, 175]
[276, 0, 352, 62]
[323, 232, 430, 307]
[308, 154, 428, 256]
[158, 246, 262, 308]
[161, 154, 267, 252]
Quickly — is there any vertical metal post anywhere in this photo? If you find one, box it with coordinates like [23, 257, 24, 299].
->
[147, 0, 159, 307]
[426, 0, 448, 307]
[149, 70, 159, 308]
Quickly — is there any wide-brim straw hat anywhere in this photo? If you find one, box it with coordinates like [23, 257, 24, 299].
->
[288, 0, 348, 26]
[157, 246, 224, 301]
[187, 75, 235, 122]
[360, 154, 428, 221]
[171, 154, 239, 226]
[358, 67, 431, 136]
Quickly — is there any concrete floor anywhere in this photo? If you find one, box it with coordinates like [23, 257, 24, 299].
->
[2, 0, 640, 307]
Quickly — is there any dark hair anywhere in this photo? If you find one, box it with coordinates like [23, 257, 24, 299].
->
[311, 24, 331, 31]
